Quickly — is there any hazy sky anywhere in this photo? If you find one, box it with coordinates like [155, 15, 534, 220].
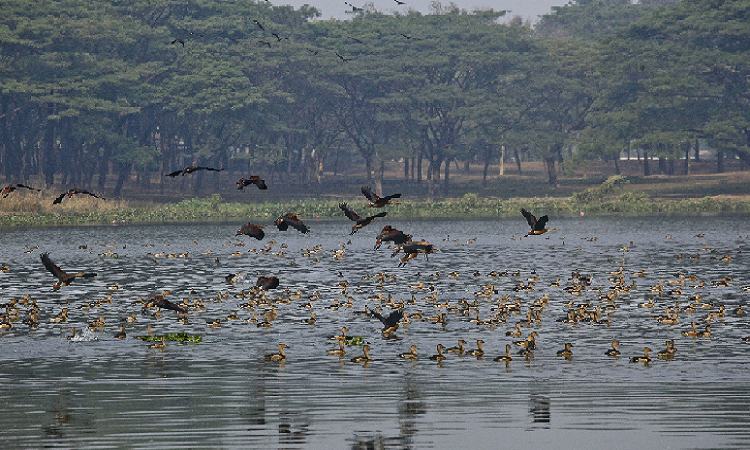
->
[275, 0, 569, 23]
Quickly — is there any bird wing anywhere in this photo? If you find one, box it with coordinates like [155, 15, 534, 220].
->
[248, 176, 267, 189]
[521, 209, 537, 228]
[369, 308, 386, 325]
[366, 211, 388, 221]
[286, 215, 310, 234]
[381, 193, 401, 203]
[339, 203, 362, 222]
[361, 186, 379, 202]
[52, 192, 68, 204]
[535, 215, 549, 231]
[385, 310, 404, 327]
[40, 253, 67, 281]
[166, 169, 183, 177]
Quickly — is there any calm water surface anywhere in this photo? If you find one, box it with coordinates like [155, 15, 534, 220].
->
[1, 216, 749, 449]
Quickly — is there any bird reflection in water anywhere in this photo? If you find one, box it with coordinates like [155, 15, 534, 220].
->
[529, 394, 551, 428]
[398, 376, 426, 448]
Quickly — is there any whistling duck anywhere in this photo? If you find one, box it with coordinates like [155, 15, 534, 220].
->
[361, 186, 401, 207]
[265, 343, 288, 361]
[521, 208, 555, 236]
[605, 340, 620, 356]
[327, 338, 346, 357]
[630, 347, 651, 363]
[398, 345, 418, 360]
[429, 344, 446, 361]
[556, 343, 573, 358]
[351, 345, 372, 363]
[465, 340, 485, 357]
[444, 339, 466, 355]
[493, 344, 513, 362]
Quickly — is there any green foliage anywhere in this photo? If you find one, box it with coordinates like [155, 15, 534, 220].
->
[572, 175, 630, 203]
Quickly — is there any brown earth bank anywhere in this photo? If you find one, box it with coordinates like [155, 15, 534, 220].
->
[3, 159, 749, 207]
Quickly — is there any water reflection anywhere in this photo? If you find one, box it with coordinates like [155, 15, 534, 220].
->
[1, 217, 750, 449]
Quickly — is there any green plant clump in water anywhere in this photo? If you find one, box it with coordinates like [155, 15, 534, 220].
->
[344, 335, 367, 346]
[143, 332, 203, 344]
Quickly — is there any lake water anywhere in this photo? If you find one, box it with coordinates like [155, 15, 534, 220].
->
[1, 215, 749, 449]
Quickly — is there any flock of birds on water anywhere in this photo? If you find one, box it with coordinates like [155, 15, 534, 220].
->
[2, 167, 749, 369]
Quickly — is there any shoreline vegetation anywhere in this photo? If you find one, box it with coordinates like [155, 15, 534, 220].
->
[2, 175, 749, 227]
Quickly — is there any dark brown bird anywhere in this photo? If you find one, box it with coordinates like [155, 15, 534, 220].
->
[256, 276, 280, 290]
[2, 183, 40, 198]
[374, 226, 412, 250]
[145, 290, 188, 313]
[237, 176, 268, 190]
[369, 307, 404, 334]
[339, 203, 387, 235]
[275, 213, 309, 234]
[253, 19, 265, 31]
[521, 208, 554, 236]
[361, 186, 401, 207]
[40, 252, 97, 290]
[395, 241, 434, 267]
[236, 223, 265, 240]
[52, 188, 105, 204]
[171, 38, 185, 47]
[166, 166, 224, 177]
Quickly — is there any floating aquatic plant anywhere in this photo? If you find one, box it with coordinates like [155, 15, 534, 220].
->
[142, 332, 203, 344]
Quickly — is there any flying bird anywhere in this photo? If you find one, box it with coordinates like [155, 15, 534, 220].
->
[361, 186, 401, 207]
[258, 40, 271, 48]
[171, 38, 185, 47]
[253, 20, 265, 31]
[369, 307, 404, 334]
[374, 226, 412, 250]
[394, 241, 434, 266]
[166, 166, 223, 177]
[521, 208, 555, 235]
[236, 223, 265, 240]
[339, 203, 387, 235]
[256, 276, 280, 290]
[145, 290, 188, 313]
[53, 188, 105, 204]
[334, 52, 351, 62]
[400, 33, 422, 40]
[236, 176, 267, 190]
[275, 213, 310, 234]
[40, 252, 97, 290]
[2, 183, 40, 198]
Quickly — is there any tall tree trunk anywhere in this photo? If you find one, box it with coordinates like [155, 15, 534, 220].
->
[417, 153, 422, 184]
[684, 145, 690, 175]
[694, 138, 700, 161]
[614, 156, 620, 175]
[42, 102, 56, 187]
[404, 158, 409, 181]
[443, 158, 450, 195]
[643, 151, 651, 176]
[112, 163, 130, 198]
[545, 156, 558, 188]
[658, 157, 667, 174]
[482, 146, 492, 187]
[514, 148, 522, 175]
[717, 150, 724, 173]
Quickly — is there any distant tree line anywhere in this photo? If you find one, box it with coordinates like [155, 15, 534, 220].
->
[0, 0, 747, 196]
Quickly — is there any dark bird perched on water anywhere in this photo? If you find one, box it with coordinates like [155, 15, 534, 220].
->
[166, 166, 224, 177]
[521, 208, 555, 236]
[339, 203, 387, 235]
[2, 183, 40, 198]
[237, 176, 267, 190]
[53, 188, 105, 204]
[374, 226, 412, 250]
[145, 290, 188, 313]
[394, 241, 434, 267]
[256, 276, 280, 290]
[369, 307, 404, 334]
[40, 252, 97, 290]
[236, 223, 265, 240]
[361, 186, 401, 207]
[275, 213, 309, 234]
